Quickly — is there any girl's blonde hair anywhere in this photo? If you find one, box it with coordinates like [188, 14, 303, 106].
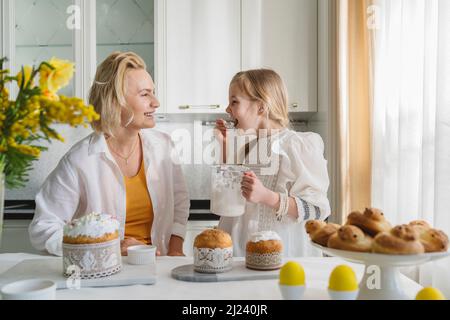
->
[89, 51, 147, 136]
[230, 69, 290, 128]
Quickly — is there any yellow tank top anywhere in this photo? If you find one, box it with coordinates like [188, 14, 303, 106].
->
[124, 159, 153, 245]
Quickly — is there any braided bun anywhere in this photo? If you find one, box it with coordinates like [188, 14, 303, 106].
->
[327, 225, 373, 252]
[346, 208, 392, 236]
[373, 225, 424, 255]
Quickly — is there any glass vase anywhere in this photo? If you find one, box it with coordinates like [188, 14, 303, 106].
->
[0, 172, 4, 248]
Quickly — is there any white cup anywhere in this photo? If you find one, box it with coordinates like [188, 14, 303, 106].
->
[328, 289, 359, 300]
[279, 284, 306, 300]
[1, 279, 56, 300]
[127, 245, 157, 265]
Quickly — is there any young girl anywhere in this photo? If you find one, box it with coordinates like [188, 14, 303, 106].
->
[215, 69, 330, 257]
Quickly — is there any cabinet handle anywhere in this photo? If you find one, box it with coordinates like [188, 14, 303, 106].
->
[179, 105, 221, 110]
[290, 103, 299, 109]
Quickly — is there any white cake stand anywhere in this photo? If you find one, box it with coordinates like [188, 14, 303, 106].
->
[311, 243, 450, 300]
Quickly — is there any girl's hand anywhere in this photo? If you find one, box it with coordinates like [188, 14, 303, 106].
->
[215, 119, 228, 163]
[241, 171, 271, 204]
[120, 237, 146, 256]
[215, 119, 228, 144]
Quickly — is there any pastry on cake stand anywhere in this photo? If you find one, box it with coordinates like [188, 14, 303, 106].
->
[311, 242, 450, 300]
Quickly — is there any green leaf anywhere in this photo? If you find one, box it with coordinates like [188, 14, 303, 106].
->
[3, 148, 38, 189]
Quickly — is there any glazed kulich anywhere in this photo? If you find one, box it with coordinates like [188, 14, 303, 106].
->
[408, 221, 449, 253]
[62, 212, 122, 279]
[346, 207, 391, 237]
[63, 212, 120, 244]
[373, 224, 425, 255]
[305, 220, 340, 247]
[246, 231, 283, 271]
[327, 225, 373, 253]
[193, 229, 233, 273]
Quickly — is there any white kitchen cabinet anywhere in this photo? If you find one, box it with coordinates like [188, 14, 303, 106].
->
[1, 0, 77, 97]
[242, 0, 318, 113]
[157, 0, 318, 115]
[96, 0, 155, 80]
[157, 0, 242, 114]
[2, 0, 318, 117]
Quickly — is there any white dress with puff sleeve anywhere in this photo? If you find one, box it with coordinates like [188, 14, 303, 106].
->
[218, 128, 331, 257]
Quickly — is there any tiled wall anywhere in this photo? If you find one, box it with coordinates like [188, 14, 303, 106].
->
[5, 120, 314, 201]
[3, 122, 221, 200]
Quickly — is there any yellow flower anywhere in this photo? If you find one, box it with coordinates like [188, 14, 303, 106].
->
[7, 137, 17, 147]
[17, 65, 34, 88]
[39, 57, 74, 93]
[2, 56, 101, 188]
[10, 122, 29, 139]
[6, 137, 40, 157]
[41, 89, 60, 101]
[42, 128, 65, 142]
[1, 88, 9, 112]
[16, 144, 41, 157]
[1, 86, 9, 97]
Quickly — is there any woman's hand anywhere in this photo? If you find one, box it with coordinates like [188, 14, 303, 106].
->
[241, 171, 279, 206]
[167, 250, 185, 256]
[120, 237, 146, 256]
[168, 235, 185, 257]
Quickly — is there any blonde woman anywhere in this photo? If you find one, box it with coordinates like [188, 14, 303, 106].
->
[215, 69, 330, 257]
[29, 52, 189, 257]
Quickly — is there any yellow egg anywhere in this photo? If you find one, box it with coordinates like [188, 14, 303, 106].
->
[328, 265, 358, 292]
[279, 261, 305, 286]
[415, 287, 446, 300]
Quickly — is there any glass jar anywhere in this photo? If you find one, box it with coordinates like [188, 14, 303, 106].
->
[210, 165, 248, 217]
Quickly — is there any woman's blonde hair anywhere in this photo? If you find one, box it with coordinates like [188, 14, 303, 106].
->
[230, 69, 290, 128]
[89, 51, 147, 135]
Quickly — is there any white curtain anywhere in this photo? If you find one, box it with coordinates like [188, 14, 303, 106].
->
[371, 0, 450, 295]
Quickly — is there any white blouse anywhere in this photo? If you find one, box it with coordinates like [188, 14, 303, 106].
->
[218, 129, 331, 257]
[29, 129, 190, 256]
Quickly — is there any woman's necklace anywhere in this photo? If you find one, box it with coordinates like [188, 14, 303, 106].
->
[108, 136, 139, 165]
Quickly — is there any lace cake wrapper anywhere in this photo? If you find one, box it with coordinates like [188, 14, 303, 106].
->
[63, 238, 122, 279]
[193, 247, 233, 273]
[245, 252, 283, 271]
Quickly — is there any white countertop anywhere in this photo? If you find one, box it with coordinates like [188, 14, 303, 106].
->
[0, 253, 422, 300]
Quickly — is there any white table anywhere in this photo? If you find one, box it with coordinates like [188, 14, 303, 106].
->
[0, 253, 422, 300]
